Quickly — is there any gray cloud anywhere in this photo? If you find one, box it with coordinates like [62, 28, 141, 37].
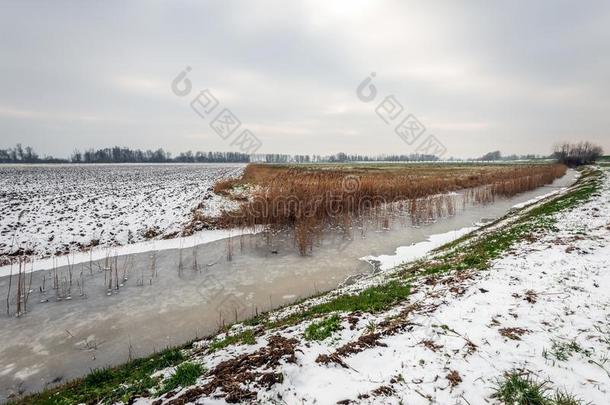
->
[1, 0, 608, 158]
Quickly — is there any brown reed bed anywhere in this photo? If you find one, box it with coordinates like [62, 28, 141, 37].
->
[209, 163, 567, 255]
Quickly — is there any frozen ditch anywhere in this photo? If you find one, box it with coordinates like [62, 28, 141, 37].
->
[0, 170, 577, 400]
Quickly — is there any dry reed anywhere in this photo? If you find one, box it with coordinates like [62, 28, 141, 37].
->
[216, 163, 566, 255]
[217, 164, 566, 252]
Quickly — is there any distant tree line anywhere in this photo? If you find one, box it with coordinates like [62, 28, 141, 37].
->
[71, 147, 250, 163]
[553, 142, 604, 167]
[253, 152, 440, 163]
[2, 145, 442, 164]
[478, 150, 544, 161]
[2, 143, 604, 165]
[53, 148, 446, 164]
[0, 143, 68, 163]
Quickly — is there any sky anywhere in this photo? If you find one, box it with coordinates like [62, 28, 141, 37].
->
[1, 0, 609, 159]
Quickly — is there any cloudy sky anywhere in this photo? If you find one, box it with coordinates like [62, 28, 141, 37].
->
[1, 0, 609, 158]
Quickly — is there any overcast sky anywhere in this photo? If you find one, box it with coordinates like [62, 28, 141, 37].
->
[1, 0, 609, 158]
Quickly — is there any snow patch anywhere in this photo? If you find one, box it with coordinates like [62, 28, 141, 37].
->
[361, 226, 478, 271]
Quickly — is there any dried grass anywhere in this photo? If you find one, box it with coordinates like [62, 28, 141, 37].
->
[217, 164, 567, 254]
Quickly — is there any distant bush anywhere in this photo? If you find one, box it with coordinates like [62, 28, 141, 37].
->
[553, 142, 603, 167]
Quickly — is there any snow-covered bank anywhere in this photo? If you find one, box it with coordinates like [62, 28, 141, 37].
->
[510, 187, 566, 209]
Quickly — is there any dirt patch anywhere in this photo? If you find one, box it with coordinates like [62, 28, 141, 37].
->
[346, 313, 361, 330]
[523, 234, 538, 243]
[377, 303, 423, 336]
[499, 327, 530, 340]
[524, 289, 538, 304]
[316, 333, 387, 367]
[166, 335, 298, 404]
[371, 385, 396, 396]
[143, 227, 161, 239]
[446, 370, 462, 387]
[463, 340, 478, 357]
[258, 372, 284, 389]
[182, 212, 223, 236]
[420, 339, 444, 352]
[437, 270, 475, 296]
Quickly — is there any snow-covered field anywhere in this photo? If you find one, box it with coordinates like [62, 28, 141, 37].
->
[0, 164, 243, 262]
[141, 168, 609, 404]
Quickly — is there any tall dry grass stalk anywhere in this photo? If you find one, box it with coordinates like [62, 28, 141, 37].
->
[219, 164, 567, 254]
[178, 238, 184, 275]
[6, 263, 13, 315]
[9, 257, 33, 316]
[226, 236, 234, 262]
[192, 243, 200, 272]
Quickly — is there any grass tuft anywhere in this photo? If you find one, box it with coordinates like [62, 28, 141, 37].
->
[550, 391, 585, 405]
[304, 314, 342, 341]
[307, 280, 411, 315]
[493, 371, 586, 405]
[543, 340, 589, 362]
[493, 372, 550, 405]
[160, 362, 205, 394]
[84, 367, 114, 386]
[208, 329, 256, 352]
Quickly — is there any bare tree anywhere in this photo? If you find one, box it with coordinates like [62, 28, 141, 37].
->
[553, 141, 603, 166]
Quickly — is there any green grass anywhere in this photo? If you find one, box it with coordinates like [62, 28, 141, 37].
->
[493, 372, 584, 405]
[83, 367, 114, 386]
[160, 362, 205, 394]
[550, 391, 585, 405]
[304, 314, 342, 341]
[306, 281, 411, 315]
[245, 280, 412, 329]
[208, 329, 256, 352]
[493, 372, 549, 404]
[281, 280, 411, 326]
[543, 340, 590, 362]
[10, 347, 186, 405]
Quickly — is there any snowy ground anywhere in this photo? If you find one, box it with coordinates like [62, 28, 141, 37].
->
[136, 168, 609, 404]
[0, 164, 243, 262]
